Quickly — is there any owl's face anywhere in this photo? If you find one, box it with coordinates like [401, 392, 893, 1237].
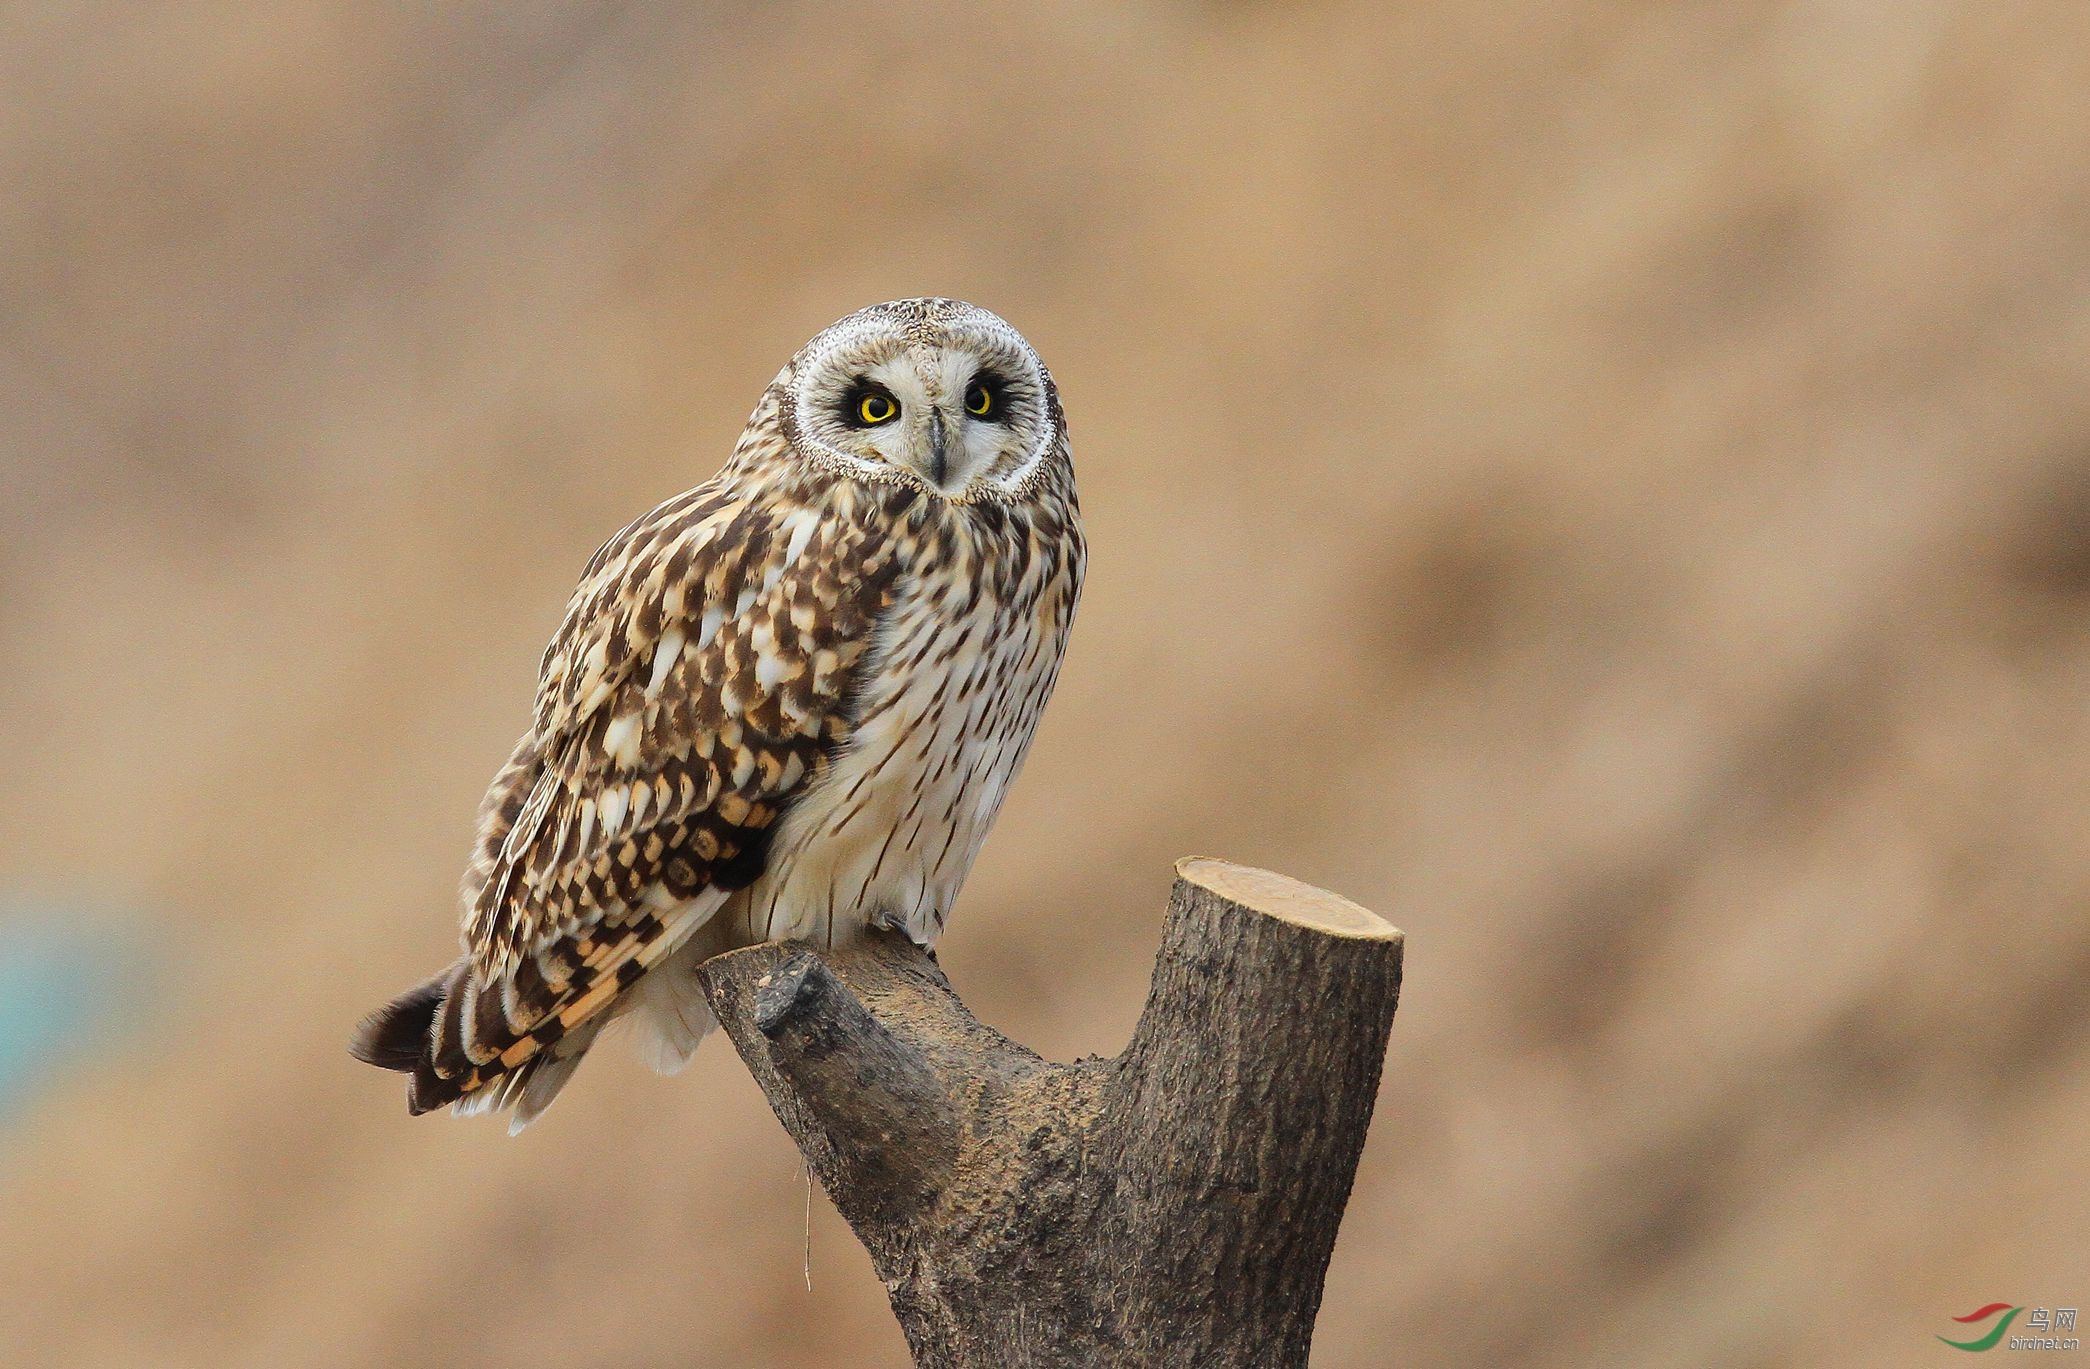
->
[784, 299, 1058, 500]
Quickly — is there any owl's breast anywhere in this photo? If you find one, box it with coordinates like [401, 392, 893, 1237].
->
[729, 510, 1079, 947]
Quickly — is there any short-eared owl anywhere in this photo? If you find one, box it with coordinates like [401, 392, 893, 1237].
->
[352, 299, 1083, 1129]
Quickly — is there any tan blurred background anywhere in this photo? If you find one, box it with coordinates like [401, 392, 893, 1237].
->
[2, 2, 2087, 1365]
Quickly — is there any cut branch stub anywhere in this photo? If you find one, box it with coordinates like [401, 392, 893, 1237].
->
[739, 948, 960, 1224]
[696, 859, 1404, 1368]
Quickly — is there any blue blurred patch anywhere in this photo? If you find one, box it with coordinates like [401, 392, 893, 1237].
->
[0, 905, 143, 1123]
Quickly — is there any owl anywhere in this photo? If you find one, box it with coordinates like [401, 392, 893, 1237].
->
[351, 298, 1084, 1130]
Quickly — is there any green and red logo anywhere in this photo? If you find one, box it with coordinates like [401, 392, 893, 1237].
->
[1940, 1303, 2080, 1353]
[1941, 1305, 2022, 1352]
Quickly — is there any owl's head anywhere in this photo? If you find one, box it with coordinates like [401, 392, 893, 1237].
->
[781, 298, 1061, 500]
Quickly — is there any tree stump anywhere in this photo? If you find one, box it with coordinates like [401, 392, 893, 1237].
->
[697, 857, 1404, 1368]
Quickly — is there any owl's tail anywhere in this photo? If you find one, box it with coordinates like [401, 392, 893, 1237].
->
[347, 965, 450, 1080]
[349, 960, 600, 1134]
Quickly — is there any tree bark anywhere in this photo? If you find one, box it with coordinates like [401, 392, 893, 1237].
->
[697, 857, 1404, 1368]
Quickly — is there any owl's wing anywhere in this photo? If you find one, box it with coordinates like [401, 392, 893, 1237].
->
[372, 480, 903, 1116]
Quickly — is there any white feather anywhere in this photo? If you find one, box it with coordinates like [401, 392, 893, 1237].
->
[647, 626, 685, 694]
[781, 509, 818, 568]
[623, 942, 718, 1076]
[599, 784, 629, 838]
[696, 601, 727, 650]
[603, 712, 642, 766]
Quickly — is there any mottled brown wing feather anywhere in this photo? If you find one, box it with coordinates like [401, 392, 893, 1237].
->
[414, 479, 904, 1112]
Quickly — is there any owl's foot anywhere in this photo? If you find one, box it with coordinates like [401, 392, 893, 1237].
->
[867, 905, 940, 954]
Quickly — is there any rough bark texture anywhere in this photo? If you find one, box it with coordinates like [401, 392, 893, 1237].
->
[697, 858, 1404, 1368]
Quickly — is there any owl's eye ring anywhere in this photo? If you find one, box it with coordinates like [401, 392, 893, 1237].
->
[847, 389, 899, 426]
[964, 378, 999, 419]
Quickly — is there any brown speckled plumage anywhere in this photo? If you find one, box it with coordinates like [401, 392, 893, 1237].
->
[353, 299, 1084, 1128]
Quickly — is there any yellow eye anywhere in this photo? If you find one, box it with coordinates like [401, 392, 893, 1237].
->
[857, 392, 897, 425]
[965, 381, 995, 417]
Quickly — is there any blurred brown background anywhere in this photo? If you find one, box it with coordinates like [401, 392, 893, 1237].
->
[2, 2, 2086, 1365]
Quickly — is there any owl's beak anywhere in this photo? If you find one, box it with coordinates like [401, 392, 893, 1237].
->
[926, 409, 949, 488]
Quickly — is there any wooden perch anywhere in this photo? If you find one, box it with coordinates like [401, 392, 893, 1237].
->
[697, 857, 1404, 1368]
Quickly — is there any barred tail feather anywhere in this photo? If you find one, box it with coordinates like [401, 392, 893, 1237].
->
[448, 1019, 600, 1134]
[350, 893, 734, 1129]
[349, 958, 602, 1128]
[510, 1025, 600, 1134]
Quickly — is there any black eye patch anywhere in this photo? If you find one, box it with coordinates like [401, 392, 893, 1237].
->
[964, 371, 1013, 423]
[841, 382, 900, 428]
